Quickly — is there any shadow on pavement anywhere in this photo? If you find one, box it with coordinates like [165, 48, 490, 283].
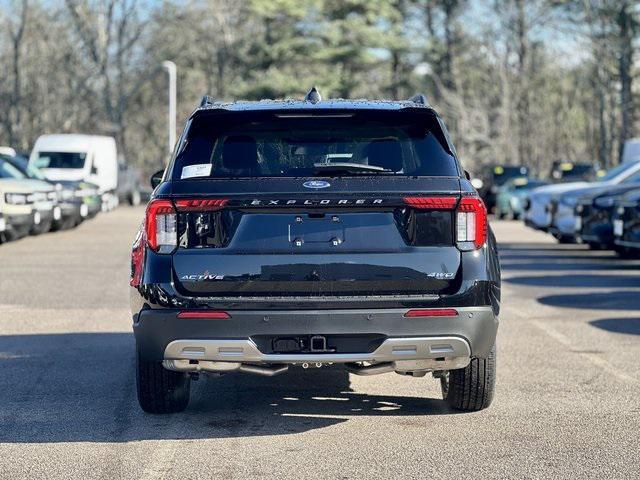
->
[0, 333, 453, 444]
[505, 274, 640, 288]
[499, 245, 618, 262]
[500, 260, 640, 272]
[537, 291, 640, 311]
[589, 318, 640, 336]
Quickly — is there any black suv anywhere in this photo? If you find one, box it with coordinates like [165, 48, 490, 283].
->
[131, 90, 501, 414]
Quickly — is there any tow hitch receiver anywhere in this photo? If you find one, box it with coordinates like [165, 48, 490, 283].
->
[310, 335, 329, 352]
[272, 335, 336, 353]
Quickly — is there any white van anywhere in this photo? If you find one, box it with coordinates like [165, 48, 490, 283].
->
[29, 134, 119, 210]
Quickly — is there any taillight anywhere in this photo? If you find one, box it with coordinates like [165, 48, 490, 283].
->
[403, 196, 458, 210]
[456, 197, 487, 250]
[175, 199, 228, 212]
[145, 199, 177, 253]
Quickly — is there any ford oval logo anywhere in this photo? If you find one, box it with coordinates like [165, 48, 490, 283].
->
[303, 180, 331, 189]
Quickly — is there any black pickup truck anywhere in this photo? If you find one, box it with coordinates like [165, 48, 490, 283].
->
[130, 90, 501, 414]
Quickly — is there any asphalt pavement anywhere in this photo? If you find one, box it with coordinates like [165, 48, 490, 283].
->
[0, 208, 639, 479]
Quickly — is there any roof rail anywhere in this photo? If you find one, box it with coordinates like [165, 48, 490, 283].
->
[408, 93, 429, 106]
[200, 95, 215, 107]
[304, 87, 322, 104]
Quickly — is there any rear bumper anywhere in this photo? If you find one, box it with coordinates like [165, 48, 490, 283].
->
[164, 336, 472, 374]
[133, 305, 498, 365]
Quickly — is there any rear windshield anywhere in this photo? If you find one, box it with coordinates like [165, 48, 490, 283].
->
[172, 111, 459, 180]
[33, 151, 87, 169]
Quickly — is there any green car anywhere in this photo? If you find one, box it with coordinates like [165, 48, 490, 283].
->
[495, 177, 549, 220]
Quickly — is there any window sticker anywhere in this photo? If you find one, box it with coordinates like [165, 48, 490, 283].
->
[181, 164, 212, 179]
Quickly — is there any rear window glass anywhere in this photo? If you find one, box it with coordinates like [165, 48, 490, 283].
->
[172, 111, 459, 179]
[34, 151, 86, 169]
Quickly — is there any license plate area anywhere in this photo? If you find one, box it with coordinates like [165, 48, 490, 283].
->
[575, 216, 582, 232]
[288, 215, 345, 245]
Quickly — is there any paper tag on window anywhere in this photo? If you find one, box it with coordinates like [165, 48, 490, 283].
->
[181, 164, 212, 179]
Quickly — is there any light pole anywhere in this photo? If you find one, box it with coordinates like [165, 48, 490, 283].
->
[162, 61, 177, 160]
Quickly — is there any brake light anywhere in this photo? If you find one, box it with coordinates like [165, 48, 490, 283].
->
[145, 199, 177, 252]
[456, 197, 487, 250]
[177, 311, 231, 319]
[175, 199, 228, 211]
[404, 309, 459, 318]
[403, 196, 458, 210]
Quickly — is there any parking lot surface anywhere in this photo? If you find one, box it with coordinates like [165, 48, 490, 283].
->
[0, 208, 639, 479]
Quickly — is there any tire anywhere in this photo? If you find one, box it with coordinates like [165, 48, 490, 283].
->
[556, 234, 574, 244]
[129, 189, 141, 206]
[441, 344, 496, 412]
[587, 241, 605, 250]
[136, 350, 190, 414]
[614, 245, 638, 259]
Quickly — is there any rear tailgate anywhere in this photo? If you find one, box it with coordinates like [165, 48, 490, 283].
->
[170, 177, 462, 297]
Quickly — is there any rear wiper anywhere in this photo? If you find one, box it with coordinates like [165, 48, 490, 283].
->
[312, 162, 393, 175]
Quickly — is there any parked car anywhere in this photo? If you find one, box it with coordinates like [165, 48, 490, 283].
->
[546, 161, 640, 243]
[495, 177, 548, 220]
[0, 156, 56, 240]
[1, 151, 85, 230]
[575, 185, 640, 254]
[117, 162, 142, 206]
[130, 91, 501, 414]
[525, 160, 640, 236]
[478, 165, 529, 213]
[613, 189, 640, 256]
[29, 134, 119, 211]
[524, 182, 589, 233]
[549, 161, 596, 182]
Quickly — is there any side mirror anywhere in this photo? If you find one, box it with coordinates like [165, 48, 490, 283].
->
[91, 165, 98, 175]
[150, 169, 164, 189]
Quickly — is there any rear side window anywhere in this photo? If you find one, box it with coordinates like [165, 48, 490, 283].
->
[172, 111, 459, 179]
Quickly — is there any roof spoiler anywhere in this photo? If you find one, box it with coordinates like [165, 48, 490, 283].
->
[408, 93, 430, 106]
[200, 95, 215, 107]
